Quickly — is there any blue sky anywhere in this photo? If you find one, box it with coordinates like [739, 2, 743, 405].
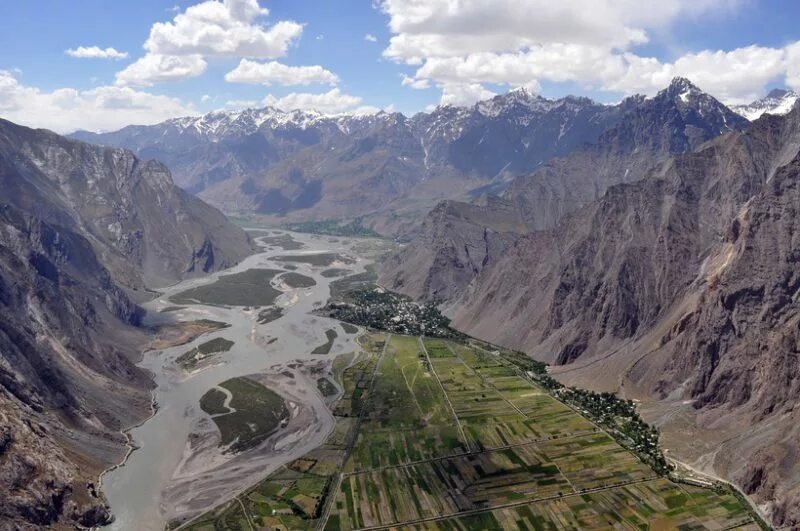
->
[0, 0, 798, 132]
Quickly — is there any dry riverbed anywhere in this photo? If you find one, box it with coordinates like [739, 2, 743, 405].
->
[100, 230, 393, 530]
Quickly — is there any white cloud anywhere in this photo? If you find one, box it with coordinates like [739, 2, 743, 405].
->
[785, 42, 800, 92]
[116, 0, 305, 89]
[115, 54, 207, 87]
[144, 0, 301, 58]
[401, 75, 430, 89]
[262, 88, 363, 114]
[65, 46, 129, 60]
[0, 70, 195, 133]
[414, 44, 625, 87]
[365, 34, 378, 42]
[607, 46, 788, 103]
[379, 0, 733, 63]
[224, 99, 260, 109]
[201, 94, 211, 102]
[382, 0, 799, 106]
[225, 59, 338, 86]
[439, 83, 496, 107]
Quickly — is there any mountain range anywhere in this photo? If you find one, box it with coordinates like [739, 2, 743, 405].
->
[380, 78, 750, 301]
[731, 88, 799, 121]
[4, 76, 800, 528]
[71, 81, 796, 239]
[0, 119, 252, 527]
[69, 88, 634, 236]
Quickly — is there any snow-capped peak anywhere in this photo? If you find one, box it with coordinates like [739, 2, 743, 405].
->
[165, 106, 330, 139]
[660, 77, 703, 104]
[731, 89, 800, 121]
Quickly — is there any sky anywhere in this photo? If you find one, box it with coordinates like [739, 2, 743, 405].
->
[0, 0, 799, 133]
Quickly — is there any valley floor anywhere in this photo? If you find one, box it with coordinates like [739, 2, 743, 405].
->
[179, 332, 759, 531]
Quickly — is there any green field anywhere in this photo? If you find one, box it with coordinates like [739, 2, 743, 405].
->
[274, 253, 355, 267]
[170, 269, 283, 306]
[199, 377, 289, 454]
[321, 268, 351, 278]
[258, 233, 305, 250]
[257, 306, 283, 324]
[176, 337, 234, 370]
[312, 328, 339, 355]
[281, 272, 316, 288]
[183, 334, 759, 531]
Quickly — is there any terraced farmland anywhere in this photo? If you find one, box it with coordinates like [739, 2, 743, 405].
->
[181, 333, 760, 531]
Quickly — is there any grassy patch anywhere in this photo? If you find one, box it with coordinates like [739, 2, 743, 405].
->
[312, 329, 338, 355]
[341, 322, 359, 334]
[274, 253, 355, 267]
[206, 377, 289, 453]
[176, 337, 235, 370]
[281, 272, 317, 288]
[321, 268, 351, 278]
[257, 306, 284, 325]
[147, 319, 230, 350]
[317, 377, 338, 398]
[170, 269, 283, 307]
[283, 218, 381, 238]
[199, 388, 229, 416]
[259, 233, 304, 250]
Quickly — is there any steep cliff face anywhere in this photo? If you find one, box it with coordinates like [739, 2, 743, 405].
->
[0, 205, 150, 528]
[379, 195, 527, 301]
[0, 119, 253, 288]
[0, 120, 253, 528]
[644, 152, 800, 527]
[453, 106, 800, 362]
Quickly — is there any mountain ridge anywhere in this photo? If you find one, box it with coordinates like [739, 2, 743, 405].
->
[0, 119, 253, 527]
[386, 103, 800, 527]
[381, 77, 749, 302]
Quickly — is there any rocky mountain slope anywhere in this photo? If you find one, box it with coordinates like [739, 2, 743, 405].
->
[402, 103, 800, 526]
[381, 78, 749, 301]
[0, 120, 252, 528]
[732, 88, 799, 121]
[72, 90, 632, 235]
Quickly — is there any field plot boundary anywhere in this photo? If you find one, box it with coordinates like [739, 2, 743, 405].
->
[315, 335, 392, 531]
[418, 336, 470, 448]
[350, 476, 660, 531]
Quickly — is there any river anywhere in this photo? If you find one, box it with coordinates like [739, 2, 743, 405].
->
[101, 230, 379, 530]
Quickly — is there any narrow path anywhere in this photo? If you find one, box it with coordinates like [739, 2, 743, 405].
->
[399, 361, 425, 417]
[237, 497, 254, 531]
[668, 456, 773, 527]
[418, 336, 470, 450]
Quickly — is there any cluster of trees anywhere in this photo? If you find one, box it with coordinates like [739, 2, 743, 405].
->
[323, 289, 456, 337]
[501, 356, 671, 476]
[284, 218, 381, 237]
